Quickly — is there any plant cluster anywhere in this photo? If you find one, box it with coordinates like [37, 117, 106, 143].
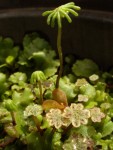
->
[0, 2, 113, 150]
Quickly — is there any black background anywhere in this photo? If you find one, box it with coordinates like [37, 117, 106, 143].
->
[0, 0, 113, 12]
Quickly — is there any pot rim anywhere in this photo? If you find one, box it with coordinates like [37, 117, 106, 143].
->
[0, 7, 113, 23]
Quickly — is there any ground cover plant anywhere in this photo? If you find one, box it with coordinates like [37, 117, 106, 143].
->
[0, 2, 113, 150]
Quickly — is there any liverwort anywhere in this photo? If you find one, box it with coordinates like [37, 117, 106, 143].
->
[30, 71, 46, 103]
[42, 2, 80, 106]
[42, 2, 81, 88]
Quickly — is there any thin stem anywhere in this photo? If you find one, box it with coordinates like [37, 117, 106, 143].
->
[10, 112, 16, 126]
[56, 27, 63, 88]
[32, 115, 41, 131]
[32, 115, 44, 135]
[0, 64, 7, 68]
[38, 81, 43, 104]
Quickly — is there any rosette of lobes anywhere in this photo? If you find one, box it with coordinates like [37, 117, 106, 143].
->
[42, 2, 81, 28]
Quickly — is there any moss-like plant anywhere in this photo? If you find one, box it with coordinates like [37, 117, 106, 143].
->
[42, 2, 81, 88]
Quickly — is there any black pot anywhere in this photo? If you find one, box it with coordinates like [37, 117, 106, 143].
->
[0, 8, 113, 70]
[0, 0, 113, 12]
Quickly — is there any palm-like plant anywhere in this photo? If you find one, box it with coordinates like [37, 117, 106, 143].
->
[42, 2, 81, 88]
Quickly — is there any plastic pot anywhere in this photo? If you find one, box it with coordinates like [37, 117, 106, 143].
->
[0, 8, 113, 70]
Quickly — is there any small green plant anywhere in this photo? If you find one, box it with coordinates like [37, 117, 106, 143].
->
[30, 71, 46, 103]
[42, 2, 81, 88]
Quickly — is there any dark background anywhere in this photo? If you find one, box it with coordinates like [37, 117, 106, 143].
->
[0, 0, 113, 12]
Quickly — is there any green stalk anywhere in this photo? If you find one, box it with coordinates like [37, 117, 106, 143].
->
[42, 2, 80, 88]
[32, 115, 41, 131]
[38, 81, 43, 103]
[10, 111, 16, 126]
[56, 27, 63, 88]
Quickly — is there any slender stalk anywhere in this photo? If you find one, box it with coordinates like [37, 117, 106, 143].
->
[38, 81, 43, 103]
[56, 27, 63, 88]
[32, 115, 41, 131]
[10, 112, 16, 126]
[43, 3, 80, 88]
